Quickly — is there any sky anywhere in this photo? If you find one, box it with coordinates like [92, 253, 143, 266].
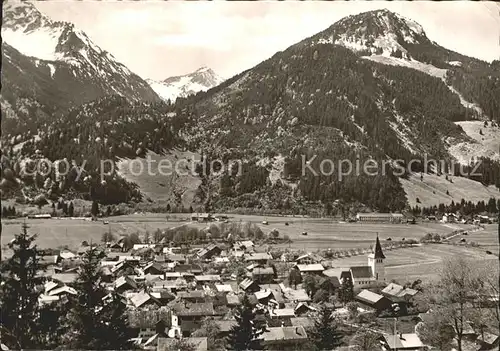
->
[35, 1, 500, 81]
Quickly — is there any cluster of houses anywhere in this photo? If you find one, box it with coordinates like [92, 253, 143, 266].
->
[37, 234, 498, 351]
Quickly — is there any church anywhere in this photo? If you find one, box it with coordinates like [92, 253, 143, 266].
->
[326, 235, 387, 288]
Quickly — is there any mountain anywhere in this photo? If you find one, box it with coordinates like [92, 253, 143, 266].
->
[2, 8, 499, 211]
[1, 1, 161, 138]
[147, 67, 224, 102]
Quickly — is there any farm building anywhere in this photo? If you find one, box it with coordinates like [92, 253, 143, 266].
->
[191, 213, 213, 222]
[354, 290, 392, 313]
[356, 213, 404, 223]
[380, 333, 425, 350]
[28, 213, 52, 219]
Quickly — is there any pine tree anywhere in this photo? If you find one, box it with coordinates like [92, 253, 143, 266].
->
[63, 246, 132, 349]
[91, 201, 99, 217]
[339, 276, 354, 305]
[226, 295, 264, 351]
[99, 294, 134, 350]
[68, 202, 75, 217]
[0, 223, 46, 349]
[309, 305, 343, 351]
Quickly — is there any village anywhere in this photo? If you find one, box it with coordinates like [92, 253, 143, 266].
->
[14, 210, 495, 351]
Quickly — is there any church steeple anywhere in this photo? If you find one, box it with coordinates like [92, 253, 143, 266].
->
[373, 234, 386, 259]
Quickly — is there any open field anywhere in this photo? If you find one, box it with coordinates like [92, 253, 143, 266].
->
[325, 243, 498, 282]
[2, 213, 464, 251]
[448, 224, 499, 252]
[1, 214, 190, 254]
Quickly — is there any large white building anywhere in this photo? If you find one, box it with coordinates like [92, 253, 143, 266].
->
[348, 235, 386, 288]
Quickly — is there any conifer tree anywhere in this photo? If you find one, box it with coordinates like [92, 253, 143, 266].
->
[63, 246, 132, 349]
[309, 305, 343, 351]
[0, 223, 45, 349]
[339, 276, 354, 305]
[226, 295, 264, 350]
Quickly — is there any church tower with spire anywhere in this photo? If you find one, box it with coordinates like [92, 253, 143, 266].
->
[368, 234, 386, 282]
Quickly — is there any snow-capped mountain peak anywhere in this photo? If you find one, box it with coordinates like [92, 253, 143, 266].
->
[148, 67, 224, 102]
[1, 0, 160, 124]
[314, 9, 430, 58]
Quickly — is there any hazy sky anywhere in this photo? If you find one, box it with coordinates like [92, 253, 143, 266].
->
[35, 1, 500, 81]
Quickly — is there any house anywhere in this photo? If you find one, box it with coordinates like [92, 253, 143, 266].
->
[152, 279, 188, 293]
[164, 272, 183, 280]
[290, 317, 314, 329]
[142, 262, 164, 275]
[355, 290, 393, 313]
[382, 283, 419, 302]
[225, 293, 241, 306]
[194, 275, 221, 286]
[381, 333, 425, 350]
[252, 267, 276, 284]
[294, 302, 316, 316]
[233, 240, 255, 252]
[128, 309, 171, 340]
[150, 291, 176, 305]
[295, 253, 322, 265]
[283, 288, 311, 303]
[476, 332, 500, 350]
[157, 337, 208, 351]
[171, 302, 215, 318]
[174, 264, 203, 275]
[269, 308, 296, 319]
[356, 213, 404, 223]
[214, 320, 238, 337]
[129, 292, 161, 309]
[177, 291, 206, 303]
[260, 326, 308, 350]
[160, 254, 186, 264]
[191, 213, 213, 222]
[28, 213, 52, 219]
[239, 278, 260, 293]
[215, 284, 233, 293]
[50, 273, 78, 285]
[295, 264, 324, 275]
[245, 252, 272, 264]
[196, 244, 222, 260]
[254, 289, 285, 308]
[54, 250, 77, 264]
[114, 275, 138, 293]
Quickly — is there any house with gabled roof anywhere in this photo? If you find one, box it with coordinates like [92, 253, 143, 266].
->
[295, 263, 324, 276]
[382, 282, 419, 302]
[295, 253, 322, 265]
[245, 252, 272, 264]
[252, 267, 276, 284]
[259, 326, 308, 349]
[355, 289, 392, 313]
[142, 262, 164, 275]
[381, 333, 425, 350]
[129, 292, 162, 309]
[114, 275, 138, 293]
[196, 243, 222, 260]
[239, 278, 259, 293]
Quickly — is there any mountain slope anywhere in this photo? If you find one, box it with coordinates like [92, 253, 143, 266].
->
[3, 8, 499, 211]
[147, 67, 224, 102]
[1, 1, 160, 138]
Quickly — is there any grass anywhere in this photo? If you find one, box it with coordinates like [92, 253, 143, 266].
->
[448, 224, 499, 252]
[116, 149, 202, 208]
[3, 213, 495, 284]
[1, 214, 191, 254]
[400, 171, 499, 208]
[324, 243, 498, 282]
